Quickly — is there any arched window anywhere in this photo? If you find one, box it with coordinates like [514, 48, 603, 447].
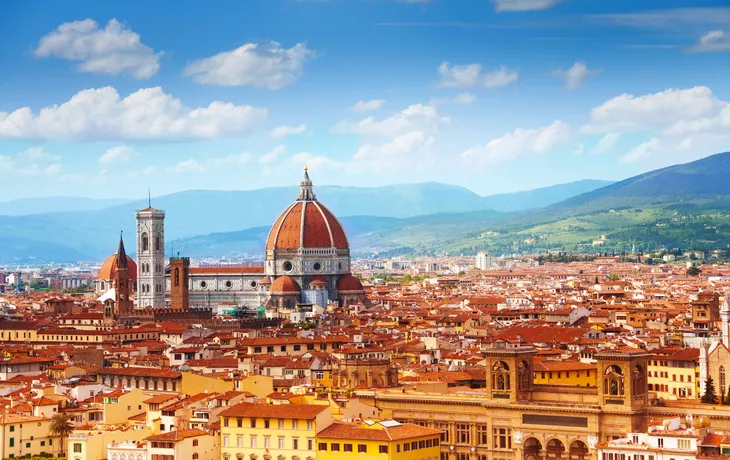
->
[192, 454, 199, 459]
[142, 233, 149, 252]
[721, 366, 726, 389]
[174, 268, 180, 287]
[492, 361, 510, 391]
[155, 234, 161, 251]
[100, 281, 105, 291]
[604, 365, 624, 396]
[193, 439, 199, 447]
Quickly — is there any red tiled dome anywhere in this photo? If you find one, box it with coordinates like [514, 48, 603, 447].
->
[98, 253, 137, 280]
[309, 276, 328, 287]
[337, 274, 364, 292]
[270, 276, 301, 294]
[266, 201, 348, 251]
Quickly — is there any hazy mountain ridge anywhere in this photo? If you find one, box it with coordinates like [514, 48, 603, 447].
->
[0, 180, 611, 263]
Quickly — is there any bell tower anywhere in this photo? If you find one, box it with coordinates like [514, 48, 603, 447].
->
[483, 341, 536, 402]
[170, 256, 190, 311]
[595, 349, 649, 408]
[136, 202, 165, 309]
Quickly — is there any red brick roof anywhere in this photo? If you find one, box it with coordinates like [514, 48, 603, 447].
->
[317, 421, 443, 441]
[145, 428, 208, 442]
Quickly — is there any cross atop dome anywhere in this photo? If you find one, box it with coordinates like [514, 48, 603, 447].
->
[296, 167, 317, 201]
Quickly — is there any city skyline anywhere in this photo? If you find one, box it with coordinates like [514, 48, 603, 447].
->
[1, 0, 729, 200]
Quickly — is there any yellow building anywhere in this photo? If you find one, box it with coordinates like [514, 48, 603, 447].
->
[66, 427, 152, 460]
[533, 360, 597, 387]
[0, 414, 60, 458]
[316, 420, 442, 460]
[647, 348, 700, 400]
[181, 371, 235, 395]
[218, 402, 333, 460]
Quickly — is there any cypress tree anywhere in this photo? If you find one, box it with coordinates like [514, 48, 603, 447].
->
[702, 377, 718, 404]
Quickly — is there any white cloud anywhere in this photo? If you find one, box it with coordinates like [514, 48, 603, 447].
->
[550, 61, 602, 89]
[259, 145, 287, 164]
[0, 86, 267, 141]
[291, 152, 338, 170]
[582, 86, 726, 134]
[335, 103, 450, 138]
[351, 131, 434, 173]
[35, 19, 161, 79]
[452, 92, 476, 105]
[592, 132, 621, 155]
[688, 30, 730, 53]
[0, 148, 62, 176]
[437, 62, 518, 88]
[619, 138, 662, 164]
[461, 121, 572, 166]
[493, 0, 562, 12]
[99, 145, 134, 165]
[184, 41, 312, 89]
[171, 153, 253, 174]
[350, 99, 386, 112]
[270, 124, 308, 138]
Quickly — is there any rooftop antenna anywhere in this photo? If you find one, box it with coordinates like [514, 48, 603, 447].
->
[148, 188, 151, 208]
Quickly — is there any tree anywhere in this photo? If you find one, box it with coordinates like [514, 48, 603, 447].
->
[49, 412, 74, 457]
[687, 266, 702, 276]
[702, 377, 718, 404]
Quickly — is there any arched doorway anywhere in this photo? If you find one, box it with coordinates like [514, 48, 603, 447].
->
[524, 438, 543, 460]
[569, 440, 589, 460]
[546, 439, 565, 460]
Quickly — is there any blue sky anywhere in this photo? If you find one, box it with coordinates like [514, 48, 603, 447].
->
[0, 0, 729, 200]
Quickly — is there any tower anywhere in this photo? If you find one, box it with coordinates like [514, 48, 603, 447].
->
[595, 349, 649, 409]
[136, 204, 165, 309]
[104, 233, 133, 324]
[170, 256, 190, 311]
[482, 341, 536, 403]
[721, 293, 730, 348]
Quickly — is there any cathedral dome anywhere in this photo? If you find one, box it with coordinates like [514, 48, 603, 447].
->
[338, 274, 364, 292]
[266, 170, 348, 252]
[98, 253, 137, 281]
[270, 276, 301, 294]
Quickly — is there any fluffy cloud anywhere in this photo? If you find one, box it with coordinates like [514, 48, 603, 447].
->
[437, 62, 518, 88]
[550, 62, 602, 89]
[184, 42, 312, 89]
[0, 148, 61, 176]
[172, 153, 253, 173]
[335, 103, 450, 138]
[582, 86, 726, 134]
[350, 99, 386, 112]
[291, 152, 339, 169]
[461, 121, 571, 166]
[351, 131, 434, 173]
[592, 133, 621, 155]
[493, 0, 562, 12]
[259, 145, 286, 164]
[35, 19, 161, 79]
[452, 92, 476, 105]
[688, 30, 730, 53]
[0, 86, 267, 141]
[99, 145, 134, 165]
[619, 138, 662, 164]
[270, 124, 308, 138]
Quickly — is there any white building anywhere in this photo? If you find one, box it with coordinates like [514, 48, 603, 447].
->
[136, 205, 166, 309]
[107, 440, 148, 460]
[476, 251, 495, 270]
[598, 418, 700, 460]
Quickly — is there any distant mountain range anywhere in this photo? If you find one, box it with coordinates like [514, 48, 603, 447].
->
[8, 147, 730, 264]
[0, 179, 611, 263]
[0, 197, 134, 215]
